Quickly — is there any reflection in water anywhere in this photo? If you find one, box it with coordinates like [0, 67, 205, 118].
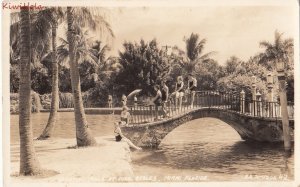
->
[131, 118, 294, 181]
[10, 113, 118, 143]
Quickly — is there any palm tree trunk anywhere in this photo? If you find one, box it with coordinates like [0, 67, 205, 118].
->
[38, 22, 59, 140]
[19, 8, 41, 175]
[67, 7, 96, 146]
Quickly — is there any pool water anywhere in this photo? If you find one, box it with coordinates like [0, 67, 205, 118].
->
[10, 112, 294, 181]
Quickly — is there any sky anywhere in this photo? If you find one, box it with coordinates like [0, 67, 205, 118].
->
[95, 6, 296, 65]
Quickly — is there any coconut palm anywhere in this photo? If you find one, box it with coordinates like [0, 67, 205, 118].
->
[57, 25, 99, 91]
[91, 41, 121, 77]
[37, 7, 65, 140]
[259, 30, 294, 70]
[18, 8, 41, 175]
[171, 33, 216, 75]
[67, 7, 115, 146]
[39, 7, 114, 141]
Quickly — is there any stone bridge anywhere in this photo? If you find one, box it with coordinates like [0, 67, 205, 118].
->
[121, 107, 294, 147]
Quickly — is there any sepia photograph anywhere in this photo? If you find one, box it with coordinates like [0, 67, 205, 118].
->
[1, 0, 299, 186]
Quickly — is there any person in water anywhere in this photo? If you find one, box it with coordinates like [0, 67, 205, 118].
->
[161, 81, 169, 118]
[152, 84, 162, 120]
[175, 76, 184, 109]
[120, 106, 130, 125]
[108, 94, 113, 108]
[114, 121, 142, 150]
[187, 73, 197, 108]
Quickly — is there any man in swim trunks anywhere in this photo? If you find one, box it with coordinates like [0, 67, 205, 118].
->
[187, 73, 197, 108]
[152, 84, 162, 120]
[161, 81, 169, 118]
[175, 76, 184, 109]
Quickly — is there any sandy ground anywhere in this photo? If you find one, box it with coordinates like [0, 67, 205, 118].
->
[9, 136, 134, 183]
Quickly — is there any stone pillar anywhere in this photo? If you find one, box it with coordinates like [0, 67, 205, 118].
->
[240, 90, 245, 113]
[267, 72, 274, 117]
[251, 76, 256, 116]
[276, 61, 291, 151]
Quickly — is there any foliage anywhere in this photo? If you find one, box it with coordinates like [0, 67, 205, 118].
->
[115, 39, 170, 96]
[258, 30, 294, 71]
[258, 31, 294, 101]
[217, 56, 269, 99]
[194, 59, 225, 90]
[177, 33, 216, 74]
[167, 33, 219, 92]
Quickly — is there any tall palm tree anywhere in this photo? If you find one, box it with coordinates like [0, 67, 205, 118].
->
[259, 30, 293, 71]
[57, 25, 99, 90]
[172, 33, 215, 74]
[19, 8, 41, 175]
[39, 7, 114, 140]
[67, 7, 111, 146]
[38, 7, 65, 140]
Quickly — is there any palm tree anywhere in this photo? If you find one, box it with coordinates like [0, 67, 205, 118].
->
[39, 7, 114, 140]
[259, 30, 293, 71]
[38, 7, 65, 140]
[172, 33, 215, 75]
[57, 25, 99, 91]
[67, 7, 115, 146]
[19, 7, 41, 175]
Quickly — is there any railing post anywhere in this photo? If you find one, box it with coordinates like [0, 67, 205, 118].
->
[149, 105, 153, 122]
[256, 91, 262, 117]
[267, 72, 274, 117]
[251, 76, 256, 116]
[240, 90, 245, 113]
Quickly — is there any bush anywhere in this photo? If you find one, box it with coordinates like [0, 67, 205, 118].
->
[10, 91, 42, 114]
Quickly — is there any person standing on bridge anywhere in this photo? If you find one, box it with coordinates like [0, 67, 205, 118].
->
[187, 73, 197, 108]
[161, 80, 169, 118]
[152, 84, 162, 120]
[175, 76, 184, 110]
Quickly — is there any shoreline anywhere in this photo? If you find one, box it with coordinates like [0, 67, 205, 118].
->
[10, 136, 134, 183]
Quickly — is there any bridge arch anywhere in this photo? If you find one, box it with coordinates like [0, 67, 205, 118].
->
[121, 108, 294, 147]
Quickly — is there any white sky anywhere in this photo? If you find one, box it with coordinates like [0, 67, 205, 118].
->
[101, 6, 296, 65]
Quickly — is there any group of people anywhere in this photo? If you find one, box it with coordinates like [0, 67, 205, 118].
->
[152, 73, 197, 119]
[113, 94, 143, 150]
[114, 105, 142, 150]
[176, 73, 197, 109]
[112, 73, 197, 150]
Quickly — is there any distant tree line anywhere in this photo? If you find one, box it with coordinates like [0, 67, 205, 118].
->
[10, 30, 294, 105]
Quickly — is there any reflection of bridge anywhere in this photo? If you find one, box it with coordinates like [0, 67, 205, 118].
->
[121, 91, 294, 147]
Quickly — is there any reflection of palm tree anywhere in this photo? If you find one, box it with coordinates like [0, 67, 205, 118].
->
[19, 8, 41, 175]
[172, 33, 216, 74]
[259, 30, 293, 70]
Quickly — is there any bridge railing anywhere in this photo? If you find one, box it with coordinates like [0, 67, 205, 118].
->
[127, 91, 294, 124]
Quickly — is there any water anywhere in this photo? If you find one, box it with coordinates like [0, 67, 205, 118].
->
[10, 113, 294, 181]
[10, 112, 118, 143]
